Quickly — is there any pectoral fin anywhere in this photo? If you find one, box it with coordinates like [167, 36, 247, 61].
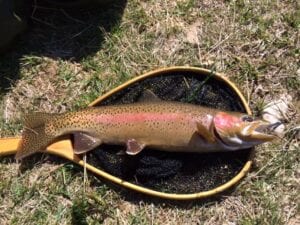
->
[126, 139, 145, 155]
[196, 122, 215, 143]
[72, 132, 102, 154]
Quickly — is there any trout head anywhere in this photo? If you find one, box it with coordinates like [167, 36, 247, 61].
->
[213, 112, 280, 150]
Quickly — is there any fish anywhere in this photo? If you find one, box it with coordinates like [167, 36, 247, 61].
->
[15, 91, 280, 160]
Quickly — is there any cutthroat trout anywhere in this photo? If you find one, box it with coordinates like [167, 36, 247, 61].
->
[15, 92, 279, 160]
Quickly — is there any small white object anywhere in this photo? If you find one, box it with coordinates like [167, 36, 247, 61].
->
[262, 94, 293, 136]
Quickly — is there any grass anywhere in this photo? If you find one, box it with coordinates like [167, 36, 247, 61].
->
[0, 0, 299, 224]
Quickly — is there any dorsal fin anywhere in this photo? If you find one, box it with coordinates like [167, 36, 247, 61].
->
[138, 89, 161, 102]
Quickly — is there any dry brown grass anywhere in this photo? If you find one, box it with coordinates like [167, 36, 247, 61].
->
[0, 0, 299, 224]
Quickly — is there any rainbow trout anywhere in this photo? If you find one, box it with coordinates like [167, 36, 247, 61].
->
[15, 92, 280, 160]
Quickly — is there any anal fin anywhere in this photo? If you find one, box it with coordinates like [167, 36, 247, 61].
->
[126, 139, 145, 155]
[73, 132, 102, 154]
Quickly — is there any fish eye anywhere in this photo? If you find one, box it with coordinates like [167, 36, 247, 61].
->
[242, 115, 254, 122]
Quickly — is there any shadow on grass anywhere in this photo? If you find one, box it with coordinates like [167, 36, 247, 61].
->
[0, 0, 127, 95]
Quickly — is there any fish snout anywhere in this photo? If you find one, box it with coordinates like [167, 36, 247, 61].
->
[249, 121, 281, 141]
[254, 121, 282, 135]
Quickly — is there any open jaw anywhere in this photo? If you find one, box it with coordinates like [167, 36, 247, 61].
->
[247, 121, 282, 142]
[254, 121, 282, 135]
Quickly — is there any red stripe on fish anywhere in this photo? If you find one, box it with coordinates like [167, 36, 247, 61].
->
[92, 113, 188, 124]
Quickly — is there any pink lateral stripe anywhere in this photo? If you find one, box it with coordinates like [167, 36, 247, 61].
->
[92, 113, 188, 124]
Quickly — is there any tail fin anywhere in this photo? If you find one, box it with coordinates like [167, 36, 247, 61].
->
[15, 113, 56, 160]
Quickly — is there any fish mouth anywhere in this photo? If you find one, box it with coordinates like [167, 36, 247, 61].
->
[254, 121, 282, 135]
[247, 121, 281, 142]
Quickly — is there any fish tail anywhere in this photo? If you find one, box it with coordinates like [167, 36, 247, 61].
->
[15, 113, 57, 160]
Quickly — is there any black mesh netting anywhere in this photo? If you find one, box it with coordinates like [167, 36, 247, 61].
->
[85, 70, 251, 194]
